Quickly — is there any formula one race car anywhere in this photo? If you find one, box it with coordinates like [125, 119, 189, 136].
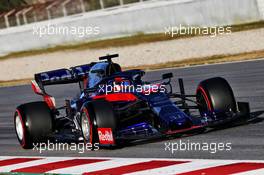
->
[14, 54, 250, 149]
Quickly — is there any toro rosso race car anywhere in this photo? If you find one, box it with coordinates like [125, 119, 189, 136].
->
[14, 54, 251, 149]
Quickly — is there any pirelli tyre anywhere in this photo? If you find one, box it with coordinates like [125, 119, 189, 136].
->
[14, 102, 54, 149]
[80, 103, 98, 146]
[81, 100, 116, 147]
[196, 77, 237, 118]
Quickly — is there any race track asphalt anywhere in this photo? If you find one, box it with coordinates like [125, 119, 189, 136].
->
[0, 59, 264, 160]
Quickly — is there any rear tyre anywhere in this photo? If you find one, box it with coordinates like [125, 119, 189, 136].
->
[14, 102, 54, 149]
[196, 77, 237, 117]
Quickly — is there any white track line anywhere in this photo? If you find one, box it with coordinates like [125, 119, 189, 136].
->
[149, 57, 264, 73]
[0, 157, 73, 172]
[125, 159, 237, 175]
[1, 157, 264, 174]
[232, 168, 264, 175]
[48, 158, 151, 174]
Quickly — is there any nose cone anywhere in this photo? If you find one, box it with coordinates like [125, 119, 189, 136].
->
[158, 106, 192, 130]
[170, 114, 192, 130]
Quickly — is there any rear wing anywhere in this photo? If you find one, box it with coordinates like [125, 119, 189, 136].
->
[32, 64, 92, 95]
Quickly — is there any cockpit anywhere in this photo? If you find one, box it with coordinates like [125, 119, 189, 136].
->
[88, 62, 121, 88]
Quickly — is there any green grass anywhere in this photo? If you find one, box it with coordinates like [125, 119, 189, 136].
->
[0, 79, 32, 87]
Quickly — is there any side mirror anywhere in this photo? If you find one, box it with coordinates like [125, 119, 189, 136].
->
[162, 73, 173, 80]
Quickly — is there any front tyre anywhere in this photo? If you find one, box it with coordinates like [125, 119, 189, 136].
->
[81, 106, 98, 145]
[80, 101, 117, 147]
[196, 77, 237, 117]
